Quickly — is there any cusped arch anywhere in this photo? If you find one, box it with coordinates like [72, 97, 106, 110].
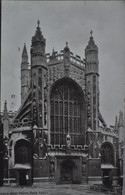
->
[50, 77, 86, 146]
[50, 77, 85, 100]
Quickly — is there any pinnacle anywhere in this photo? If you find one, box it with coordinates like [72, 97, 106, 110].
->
[88, 30, 95, 45]
[35, 20, 43, 40]
[90, 30, 93, 37]
[22, 43, 28, 57]
[37, 20, 40, 28]
[85, 31, 98, 52]
[64, 41, 70, 52]
[4, 100, 7, 111]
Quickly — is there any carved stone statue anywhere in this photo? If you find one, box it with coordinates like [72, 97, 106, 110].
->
[66, 133, 71, 148]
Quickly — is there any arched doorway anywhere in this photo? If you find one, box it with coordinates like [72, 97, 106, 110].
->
[50, 78, 85, 146]
[14, 139, 32, 186]
[101, 142, 115, 188]
[15, 139, 32, 164]
[60, 160, 76, 183]
[101, 142, 115, 165]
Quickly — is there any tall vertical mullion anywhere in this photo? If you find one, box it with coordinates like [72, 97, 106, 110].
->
[72, 106, 74, 145]
[73, 101, 74, 141]
[67, 87, 69, 135]
[50, 82, 84, 146]
[58, 100, 60, 145]
[53, 98, 55, 145]
[62, 86, 65, 144]
[59, 101, 63, 145]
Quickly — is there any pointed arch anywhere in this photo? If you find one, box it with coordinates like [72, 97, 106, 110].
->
[50, 78, 86, 146]
[101, 142, 115, 166]
[14, 139, 32, 164]
[60, 160, 76, 182]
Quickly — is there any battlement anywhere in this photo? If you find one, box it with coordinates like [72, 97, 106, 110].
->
[46, 51, 63, 62]
[47, 144, 88, 153]
[46, 50, 85, 67]
[70, 53, 85, 67]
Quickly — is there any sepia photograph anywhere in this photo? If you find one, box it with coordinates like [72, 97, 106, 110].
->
[0, 1, 125, 194]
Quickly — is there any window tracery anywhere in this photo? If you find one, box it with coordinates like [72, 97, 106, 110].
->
[50, 80, 84, 146]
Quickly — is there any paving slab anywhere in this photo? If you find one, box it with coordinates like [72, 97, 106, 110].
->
[0, 182, 108, 195]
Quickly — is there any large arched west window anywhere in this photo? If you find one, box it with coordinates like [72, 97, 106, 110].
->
[101, 142, 115, 165]
[50, 78, 85, 146]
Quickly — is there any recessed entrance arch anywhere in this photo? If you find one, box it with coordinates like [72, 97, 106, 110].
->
[60, 160, 76, 183]
[15, 139, 32, 164]
[14, 139, 32, 186]
[55, 156, 82, 184]
[50, 78, 86, 146]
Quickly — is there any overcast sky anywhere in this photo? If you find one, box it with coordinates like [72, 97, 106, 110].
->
[1, 1, 125, 126]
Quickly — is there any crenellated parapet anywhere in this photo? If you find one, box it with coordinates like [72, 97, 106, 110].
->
[46, 46, 85, 93]
[46, 50, 85, 67]
[47, 144, 88, 157]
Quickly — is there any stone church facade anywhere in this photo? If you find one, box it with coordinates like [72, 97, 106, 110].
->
[2, 21, 124, 185]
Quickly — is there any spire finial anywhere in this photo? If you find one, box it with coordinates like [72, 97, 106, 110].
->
[66, 41, 68, 47]
[37, 20, 40, 27]
[4, 100, 7, 111]
[90, 30, 93, 37]
[52, 47, 55, 56]
[22, 43, 28, 58]
[4, 100, 8, 118]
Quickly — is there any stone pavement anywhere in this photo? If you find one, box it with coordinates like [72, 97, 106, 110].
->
[0, 182, 109, 195]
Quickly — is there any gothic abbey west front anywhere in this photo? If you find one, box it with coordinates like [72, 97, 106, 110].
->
[7, 21, 122, 185]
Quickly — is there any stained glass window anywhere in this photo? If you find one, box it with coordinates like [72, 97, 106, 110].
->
[50, 79, 85, 146]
